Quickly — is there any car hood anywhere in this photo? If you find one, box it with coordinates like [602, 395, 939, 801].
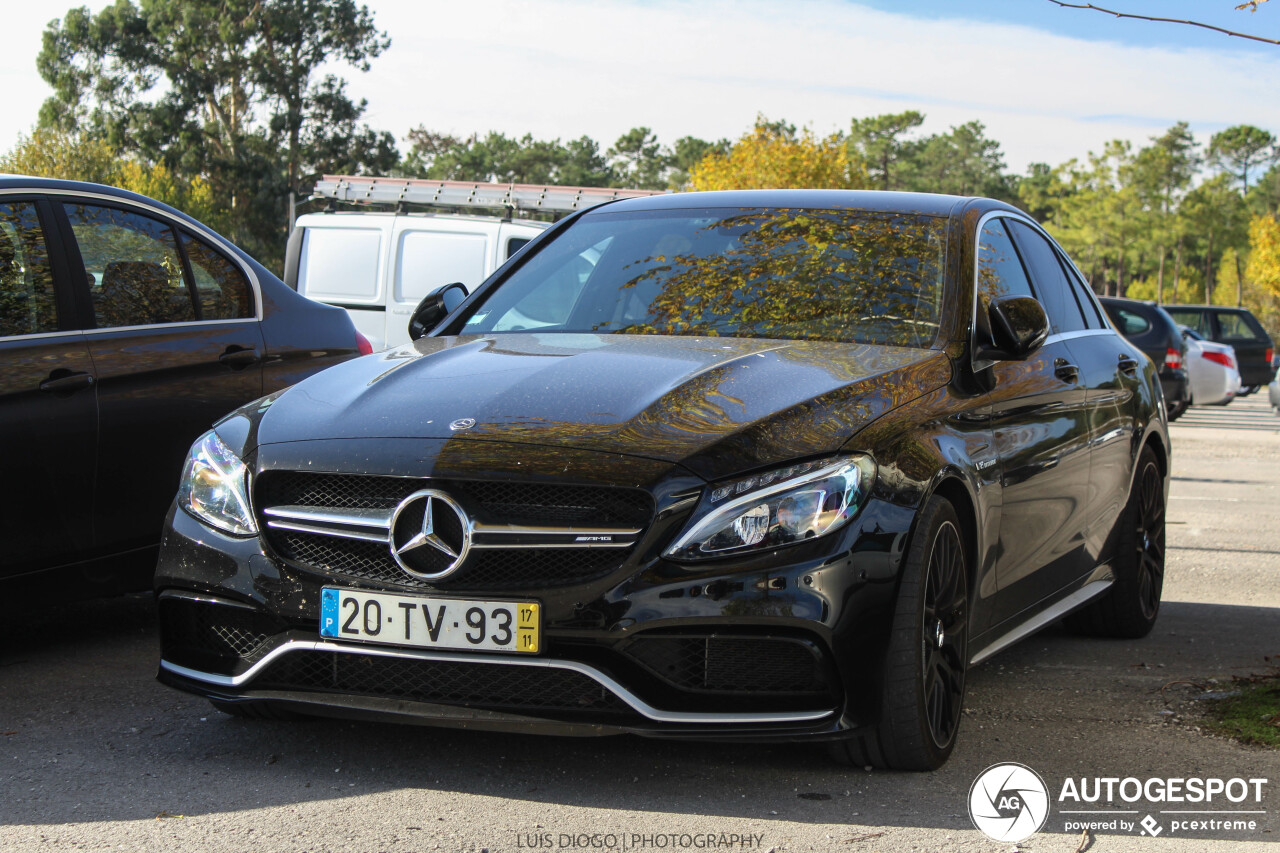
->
[241, 333, 952, 479]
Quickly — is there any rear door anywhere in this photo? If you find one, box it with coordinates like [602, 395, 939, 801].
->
[0, 197, 98, 576]
[57, 199, 265, 556]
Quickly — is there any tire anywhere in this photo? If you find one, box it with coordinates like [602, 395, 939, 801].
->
[830, 495, 969, 771]
[1066, 446, 1165, 639]
[1166, 399, 1186, 421]
[209, 699, 308, 721]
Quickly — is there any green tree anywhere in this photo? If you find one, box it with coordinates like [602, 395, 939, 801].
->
[1177, 174, 1250, 305]
[1208, 125, 1277, 195]
[36, 0, 393, 268]
[848, 110, 925, 191]
[901, 121, 1013, 200]
[668, 136, 728, 190]
[608, 127, 668, 189]
[1130, 123, 1199, 301]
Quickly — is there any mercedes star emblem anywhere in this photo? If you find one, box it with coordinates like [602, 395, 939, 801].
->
[449, 418, 476, 431]
[389, 489, 471, 580]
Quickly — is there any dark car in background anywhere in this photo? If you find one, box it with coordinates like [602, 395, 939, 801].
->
[1, 176, 369, 597]
[1164, 305, 1274, 394]
[156, 190, 1169, 771]
[1098, 297, 1190, 420]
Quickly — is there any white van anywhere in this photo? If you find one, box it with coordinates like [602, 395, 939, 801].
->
[284, 177, 664, 350]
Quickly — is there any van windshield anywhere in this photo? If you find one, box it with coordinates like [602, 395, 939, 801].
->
[461, 207, 948, 348]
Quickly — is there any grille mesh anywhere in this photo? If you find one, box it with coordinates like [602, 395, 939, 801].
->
[256, 472, 652, 590]
[253, 651, 635, 716]
[160, 598, 278, 665]
[621, 636, 829, 694]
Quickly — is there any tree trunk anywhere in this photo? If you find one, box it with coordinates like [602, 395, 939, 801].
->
[1172, 241, 1183, 303]
[1156, 247, 1166, 303]
[1205, 232, 1214, 305]
[1235, 252, 1245, 307]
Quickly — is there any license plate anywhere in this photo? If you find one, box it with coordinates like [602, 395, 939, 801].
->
[319, 587, 540, 654]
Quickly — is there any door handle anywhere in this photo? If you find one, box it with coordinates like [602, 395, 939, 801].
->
[39, 370, 96, 394]
[1118, 355, 1139, 376]
[219, 346, 261, 368]
[1054, 358, 1079, 383]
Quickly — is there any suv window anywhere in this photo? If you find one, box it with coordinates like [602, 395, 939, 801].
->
[1105, 306, 1152, 336]
[1216, 311, 1267, 343]
[1165, 308, 1208, 337]
[1007, 220, 1087, 334]
[181, 233, 254, 320]
[0, 202, 58, 337]
[64, 203, 197, 328]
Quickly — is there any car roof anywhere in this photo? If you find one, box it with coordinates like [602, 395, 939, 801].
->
[0, 173, 204, 229]
[596, 189, 1015, 218]
[1162, 304, 1249, 313]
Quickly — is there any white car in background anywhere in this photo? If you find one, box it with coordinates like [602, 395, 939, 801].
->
[1181, 326, 1242, 406]
[1268, 367, 1279, 414]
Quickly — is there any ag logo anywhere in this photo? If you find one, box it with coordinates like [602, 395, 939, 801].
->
[968, 762, 1050, 843]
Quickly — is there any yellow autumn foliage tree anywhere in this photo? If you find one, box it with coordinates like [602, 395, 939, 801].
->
[1, 127, 220, 230]
[690, 119, 868, 191]
[1245, 214, 1280, 300]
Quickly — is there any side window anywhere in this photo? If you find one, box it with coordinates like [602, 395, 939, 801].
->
[1166, 309, 1208, 337]
[506, 237, 531, 259]
[181, 234, 254, 320]
[1106, 307, 1152, 336]
[1216, 312, 1267, 343]
[1060, 261, 1105, 329]
[1007, 220, 1087, 334]
[0, 202, 58, 337]
[975, 217, 1033, 345]
[64, 203, 195, 328]
[977, 218, 1034, 305]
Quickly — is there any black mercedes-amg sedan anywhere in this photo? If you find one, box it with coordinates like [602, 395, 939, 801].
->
[156, 190, 1170, 770]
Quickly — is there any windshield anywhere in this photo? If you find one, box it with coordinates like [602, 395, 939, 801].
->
[460, 207, 949, 348]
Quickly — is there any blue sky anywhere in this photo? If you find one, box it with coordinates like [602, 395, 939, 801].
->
[6, 0, 1280, 176]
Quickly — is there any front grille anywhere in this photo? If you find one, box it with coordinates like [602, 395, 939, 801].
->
[256, 472, 653, 590]
[277, 530, 625, 590]
[620, 635, 830, 695]
[252, 650, 635, 717]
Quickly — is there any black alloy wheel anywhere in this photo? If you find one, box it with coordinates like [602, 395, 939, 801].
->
[1067, 446, 1165, 638]
[922, 519, 968, 750]
[1134, 458, 1165, 623]
[829, 494, 969, 770]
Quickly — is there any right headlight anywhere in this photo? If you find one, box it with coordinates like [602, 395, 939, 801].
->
[664, 455, 876, 561]
[177, 430, 257, 536]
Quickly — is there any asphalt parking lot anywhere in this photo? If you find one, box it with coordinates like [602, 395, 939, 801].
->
[3, 397, 1277, 853]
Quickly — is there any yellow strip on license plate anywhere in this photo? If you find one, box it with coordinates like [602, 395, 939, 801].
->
[320, 587, 540, 654]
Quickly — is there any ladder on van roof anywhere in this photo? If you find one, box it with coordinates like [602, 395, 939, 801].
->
[312, 175, 666, 214]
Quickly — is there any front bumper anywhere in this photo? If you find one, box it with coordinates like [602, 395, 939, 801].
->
[155, 488, 914, 740]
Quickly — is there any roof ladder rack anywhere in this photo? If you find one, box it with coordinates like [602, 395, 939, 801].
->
[312, 175, 667, 214]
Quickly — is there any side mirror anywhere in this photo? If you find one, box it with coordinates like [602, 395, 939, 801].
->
[979, 295, 1049, 361]
[408, 282, 468, 340]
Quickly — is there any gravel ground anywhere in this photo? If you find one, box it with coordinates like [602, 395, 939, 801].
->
[2, 396, 1277, 853]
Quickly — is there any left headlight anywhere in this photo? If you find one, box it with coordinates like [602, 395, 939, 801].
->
[664, 455, 876, 561]
[177, 430, 257, 536]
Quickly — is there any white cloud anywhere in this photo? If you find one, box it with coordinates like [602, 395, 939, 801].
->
[7, 0, 1280, 176]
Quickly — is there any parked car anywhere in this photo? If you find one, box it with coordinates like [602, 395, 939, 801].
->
[1163, 305, 1274, 395]
[1269, 368, 1280, 414]
[1098, 296, 1190, 420]
[0, 176, 369, 597]
[1180, 326, 1241, 406]
[156, 190, 1169, 771]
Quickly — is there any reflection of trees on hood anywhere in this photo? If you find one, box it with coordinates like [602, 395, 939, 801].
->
[613, 210, 947, 349]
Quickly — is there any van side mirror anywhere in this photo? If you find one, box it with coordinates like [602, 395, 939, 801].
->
[408, 282, 468, 340]
[978, 295, 1049, 361]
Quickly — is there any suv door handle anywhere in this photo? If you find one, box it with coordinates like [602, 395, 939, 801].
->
[1054, 358, 1079, 383]
[1118, 355, 1140, 376]
[219, 346, 261, 368]
[39, 370, 96, 394]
